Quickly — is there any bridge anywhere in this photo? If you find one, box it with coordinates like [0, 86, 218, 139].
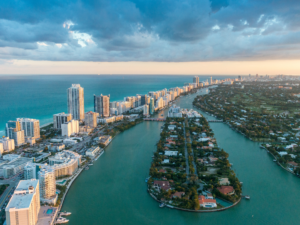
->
[144, 118, 166, 121]
[208, 120, 223, 123]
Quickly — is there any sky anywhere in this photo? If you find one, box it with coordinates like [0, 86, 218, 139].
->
[0, 0, 300, 75]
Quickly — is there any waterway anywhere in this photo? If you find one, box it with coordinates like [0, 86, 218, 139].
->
[62, 88, 300, 225]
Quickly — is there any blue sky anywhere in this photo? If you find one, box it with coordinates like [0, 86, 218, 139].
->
[0, 0, 300, 64]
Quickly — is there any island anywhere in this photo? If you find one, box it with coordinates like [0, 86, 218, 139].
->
[147, 106, 242, 211]
[193, 80, 300, 176]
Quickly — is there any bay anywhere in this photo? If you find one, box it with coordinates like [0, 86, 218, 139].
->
[61, 89, 300, 225]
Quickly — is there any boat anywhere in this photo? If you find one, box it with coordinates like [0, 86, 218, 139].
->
[88, 164, 93, 166]
[244, 195, 250, 200]
[56, 217, 69, 224]
[259, 144, 265, 149]
[159, 203, 165, 208]
[85, 167, 89, 170]
[273, 159, 277, 162]
[145, 176, 151, 182]
[60, 212, 71, 216]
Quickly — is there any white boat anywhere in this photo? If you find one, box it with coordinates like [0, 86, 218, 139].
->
[245, 195, 250, 200]
[88, 164, 93, 166]
[56, 217, 69, 224]
[159, 203, 165, 208]
[273, 159, 277, 162]
[60, 212, 71, 216]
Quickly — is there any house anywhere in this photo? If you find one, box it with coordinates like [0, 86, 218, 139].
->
[219, 178, 230, 185]
[159, 169, 166, 173]
[287, 161, 298, 169]
[198, 138, 210, 142]
[198, 195, 217, 208]
[162, 159, 170, 164]
[217, 186, 235, 195]
[168, 125, 176, 130]
[171, 192, 185, 199]
[209, 157, 218, 162]
[197, 158, 204, 163]
[165, 151, 178, 156]
[277, 137, 286, 142]
[153, 181, 171, 191]
[278, 151, 288, 156]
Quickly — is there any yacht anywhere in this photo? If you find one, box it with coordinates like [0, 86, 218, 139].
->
[60, 212, 71, 216]
[56, 217, 69, 224]
[245, 195, 250, 200]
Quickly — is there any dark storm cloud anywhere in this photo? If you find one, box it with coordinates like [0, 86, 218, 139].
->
[0, 0, 300, 61]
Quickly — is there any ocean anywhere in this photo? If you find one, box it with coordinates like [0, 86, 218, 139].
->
[0, 75, 236, 136]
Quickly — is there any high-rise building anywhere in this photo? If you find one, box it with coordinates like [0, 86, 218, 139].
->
[140, 95, 148, 106]
[53, 113, 72, 129]
[5, 179, 40, 225]
[210, 77, 213, 85]
[149, 98, 155, 115]
[17, 118, 40, 139]
[61, 120, 79, 137]
[84, 111, 99, 128]
[193, 76, 199, 86]
[94, 94, 110, 117]
[67, 84, 84, 121]
[6, 121, 25, 146]
[0, 143, 3, 155]
[38, 167, 56, 204]
[0, 137, 15, 152]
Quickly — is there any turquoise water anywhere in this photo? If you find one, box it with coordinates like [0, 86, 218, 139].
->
[60, 89, 300, 225]
[46, 209, 53, 214]
[0, 75, 236, 136]
[216, 198, 232, 207]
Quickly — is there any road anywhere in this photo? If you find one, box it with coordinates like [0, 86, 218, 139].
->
[183, 122, 190, 175]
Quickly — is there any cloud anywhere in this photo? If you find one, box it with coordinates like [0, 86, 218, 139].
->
[0, 0, 300, 62]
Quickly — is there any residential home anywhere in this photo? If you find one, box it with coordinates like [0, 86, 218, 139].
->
[171, 192, 185, 199]
[198, 195, 217, 208]
[153, 181, 171, 191]
[217, 186, 235, 195]
[287, 161, 298, 169]
[219, 178, 230, 185]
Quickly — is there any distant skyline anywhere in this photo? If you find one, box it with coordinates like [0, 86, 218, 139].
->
[1, 0, 300, 74]
[1, 60, 300, 75]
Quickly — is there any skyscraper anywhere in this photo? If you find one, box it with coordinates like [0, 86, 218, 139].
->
[17, 118, 40, 139]
[53, 112, 72, 129]
[149, 98, 155, 115]
[6, 121, 25, 146]
[140, 95, 148, 106]
[68, 84, 84, 121]
[193, 76, 199, 86]
[210, 77, 213, 85]
[94, 94, 110, 117]
[38, 167, 57, 204]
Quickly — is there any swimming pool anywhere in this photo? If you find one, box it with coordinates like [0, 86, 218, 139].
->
[46, 209, 53, 214]
[56, 180, 67, 185]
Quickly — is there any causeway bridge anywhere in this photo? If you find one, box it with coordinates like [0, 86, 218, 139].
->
[144, 118, 166, 121]
[208, 120, 223, 123]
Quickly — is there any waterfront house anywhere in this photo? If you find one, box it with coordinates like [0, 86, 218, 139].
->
[162, 159, 170, 164]
[198, 195, 217, 208]
[217, 186, 235, 195]
[153, 181, 171, 191]
[287, 161, 298, 169]
[159, 169, 166, 173]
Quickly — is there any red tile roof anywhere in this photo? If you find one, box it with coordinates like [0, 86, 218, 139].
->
[198, 195, 216, 204]
[217, 186, 235, 195]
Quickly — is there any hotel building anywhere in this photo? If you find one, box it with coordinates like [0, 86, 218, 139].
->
[94, 94, 110, 117]
[6, 121, 25, 146]
[84, 111, 99, 128]
[53, 112, 72, 129]
[5, 179, 40, 225]
[17, 118, 40, 139]
[61, 120, 79, 137]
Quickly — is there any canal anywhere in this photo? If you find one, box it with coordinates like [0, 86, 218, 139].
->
[62, 89, 300, 225]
